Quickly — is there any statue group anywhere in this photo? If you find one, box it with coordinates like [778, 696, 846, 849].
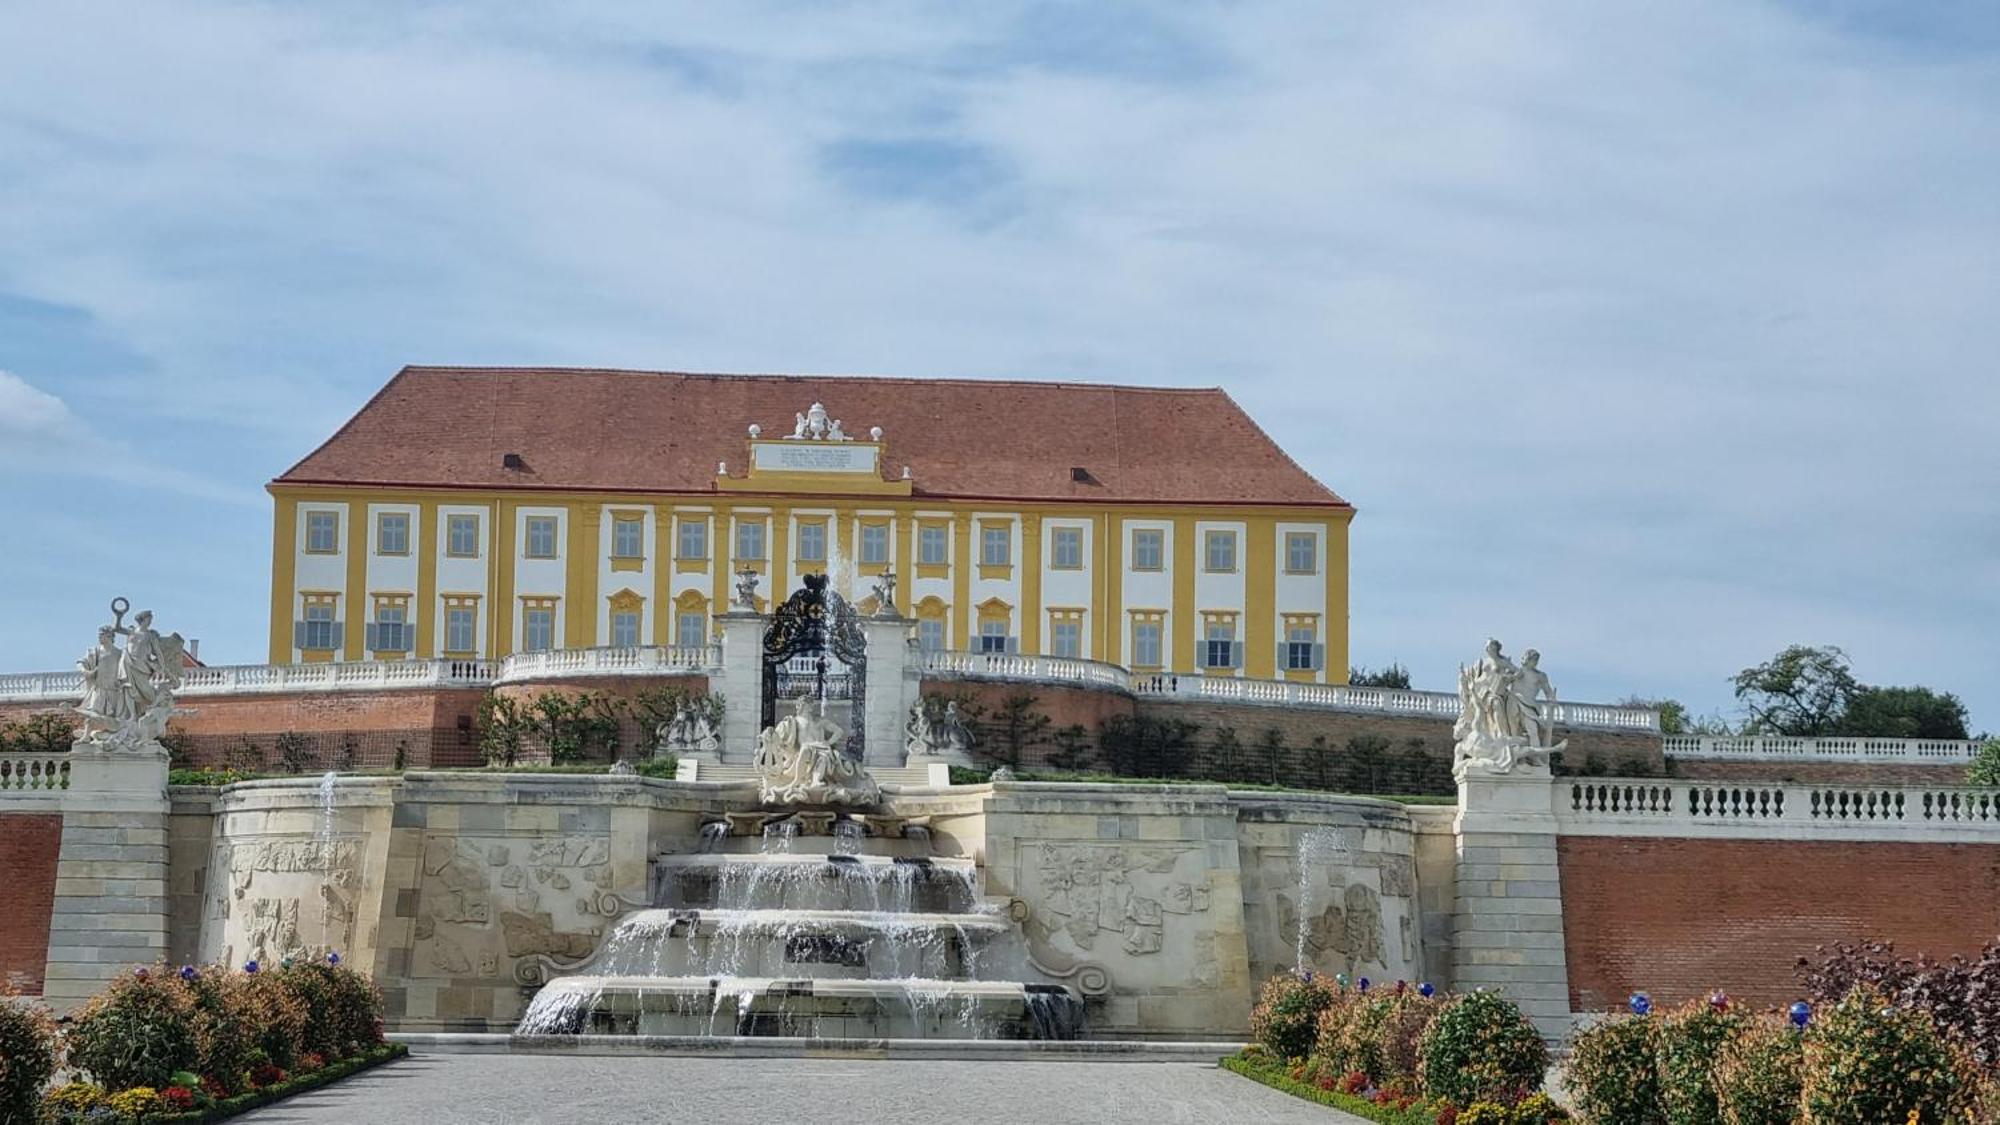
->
[904, 697, 975, 760]
[73, 598, 187, 751]
[753, 695, 881, 806]
[1451, 638, 1564, 777]
[655, 698, 720, 757]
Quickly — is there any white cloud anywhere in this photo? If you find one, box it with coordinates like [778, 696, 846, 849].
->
[0, 1, 1993, 726]
[0, 370, 79, 440]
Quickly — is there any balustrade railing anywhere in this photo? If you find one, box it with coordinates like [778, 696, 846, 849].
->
[0, 752, 69, 794]
[918, 650, 1134, 692]
[1662, 735, 1983, 765]
[1131, 672, 1659, 733]
[1562, 779, 2000, 837]
[0, 646, 720, 705]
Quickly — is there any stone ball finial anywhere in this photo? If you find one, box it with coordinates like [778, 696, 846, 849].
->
[869, 426, 883, 441]
[717, 461, 728, 475]
[748, 423, 762, 438]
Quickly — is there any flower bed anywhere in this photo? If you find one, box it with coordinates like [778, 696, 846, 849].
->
[16, 954, 403, 1125]
[1222, 1051, 1437, 1124]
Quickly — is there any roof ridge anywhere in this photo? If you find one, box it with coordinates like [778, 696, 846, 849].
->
[397, 365, 1229, 396]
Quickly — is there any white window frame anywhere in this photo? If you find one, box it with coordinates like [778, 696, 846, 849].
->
[736, 520, 766, 561]
[980, 526, 1010, 567]
[1285, 531, 1318, 575]
[305, 511, 339, 554]
[919, 527, 948, 565]
[525, 516, 559, 559]
[523, 607, 556, 652]
[1203, 530, 1237, 573]
[611, 610, 640, 648]
[1132, 621, 1163, 668]
[1131, 529, 1164, 571]
[612, 517, 645, 560]
[797, 522, 828, 562]
[859, 524, 890, 564]
[676, 611, 706, 649]
[678, 519, 708, 559]
[1051, 527, 1083, 570]
[1051, 619, 1082, 658]
[377, 512, 409, 556]
[445, 607, 477, 653]
[446, 515, 480, 558]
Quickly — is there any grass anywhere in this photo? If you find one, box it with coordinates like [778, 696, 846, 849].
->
[1220, 1052, 1437, 1123]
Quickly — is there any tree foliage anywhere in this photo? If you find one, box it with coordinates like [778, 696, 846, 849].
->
[1840, 685, 1969, 740]
[1348, 663, 1411, 690]
[1732, 645, 1857, 736]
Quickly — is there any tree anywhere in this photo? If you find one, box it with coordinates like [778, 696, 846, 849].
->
[1837, 685, 1970, 740]
[983, 693, 1051, 769]
[1348, 663, 1411, 689]
[1731, 645, 1858, 736]
[1966, 740, 2000, 787]
[1616, 696, 1737, 737]
[1045, 724, 1095, 772]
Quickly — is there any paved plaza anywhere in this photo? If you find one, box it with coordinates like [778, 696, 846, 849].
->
[234, 1053, 1365, 1124]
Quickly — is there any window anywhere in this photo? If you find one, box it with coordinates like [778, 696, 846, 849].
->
[678, 518, 708, 559]
[1286, 531, 1318, 575]
[919, 526, 948, 565]
[609, 610, 640, 648]
[979, 619, 1009, 654]
[1203, 530, 1237, 572]
[1131, 529, 1164, 571]
[676, 611, 705, 649]
[523, 604, 556, 652]
[1051, 527, 1083, 570]
[1051, 618, 1082, 658]
[1285, 621, 1319, 671]
[1203, 618, 1238, 669]
[369, 602, 411, 652]
[301, 601, 338, 651]
[918, 619, 945, 651]
[612, 517, 644, 560]
[1132, 620, 1163, 668]
[445, 606, 477, 653]
[446, 515, 480, 558]
[305, 511, 339, 554]
[525, 516, 559, 559]
[797, 521, 827, 562]
[860, 523, 889, 564]
[736, 520, 766, 560]
[377, 512, 409, 556]
[980, 525, 1010, 567]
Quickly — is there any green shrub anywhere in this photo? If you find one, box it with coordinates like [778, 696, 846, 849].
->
[277, 961, 384, 1059]
[1313, 988, 1438, 1086]
[64, 968, 201, 1091]
[1249, 973, 1338, 1060]
[1418, 990, 1548, 1107]
[1799, 984, 1969, 1125]
[633, 755, 679, 779]
[235, 964, 310, 1071]
[1310, 987, 1369, 1077]
[1566, 1014, 1663, 1124]
[1658, 1001, 1745, 1125]
[1713, 1016, 1803, 1125]
[0, 985, 58, 1125]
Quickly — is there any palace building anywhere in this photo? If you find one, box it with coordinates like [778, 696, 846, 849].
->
[267, 367, 1354, 681]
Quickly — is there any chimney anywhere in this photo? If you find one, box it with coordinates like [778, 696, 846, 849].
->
[502, 452, 527, 471]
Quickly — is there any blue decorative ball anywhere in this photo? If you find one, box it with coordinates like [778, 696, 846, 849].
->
[1629, 992, 1652, 1017]
[179, 965, 198, 982]
[1418, 982, 1435, 998]
[244, 960, 260, 974]
[328, 951, 341, 966]
[1358, 977, 1371, 993]
[1789, 1001, 1811, 1028]
[1335, 973, 1349, 989]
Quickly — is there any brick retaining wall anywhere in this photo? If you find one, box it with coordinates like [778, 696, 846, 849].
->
[0, 812, 62, 994]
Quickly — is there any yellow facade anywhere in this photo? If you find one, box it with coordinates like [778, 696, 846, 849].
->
[268, 483, 1353, 683]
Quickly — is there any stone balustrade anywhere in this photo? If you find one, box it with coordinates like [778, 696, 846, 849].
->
[0, 751, 69, 793]
[1131, 671, 1659, 734]
[1561, 778, 2000, 840]
[0, 645, 722, 705]
[917, 650, 1134, 692]
[1662, 734, 1985, 765]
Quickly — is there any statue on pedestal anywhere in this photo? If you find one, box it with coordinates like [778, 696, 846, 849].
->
[734, 566, 762, 611]
[1452, 638, 1564, 777]
[904, 697, 975, 760]
[72, 598, 186, 752]
[869, 568, 898, 617]
[754, 695, 880, 806]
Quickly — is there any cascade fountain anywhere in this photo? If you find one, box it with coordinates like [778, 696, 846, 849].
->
[515, 685, 1085, 1042]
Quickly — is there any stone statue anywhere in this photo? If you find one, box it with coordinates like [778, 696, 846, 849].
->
[936, 701, 975, 758]
[827, 419, 848, 441]
[1452, 638, 1563, 776]
[904, 699, 937, 757]
[753, 695, 880, 806]
[869, 568, 898, 616]
[791, 412, 809, 439]
[689, 703, 720, 754]
[71, 598, 186, 751]
[734, 566, 762, 610]
[657, 698, 723, 756]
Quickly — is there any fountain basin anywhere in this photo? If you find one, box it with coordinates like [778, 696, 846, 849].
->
[580, 907, 1012, 981]
[655, 853, 982, 914]
[516, 976, 1085, 1040]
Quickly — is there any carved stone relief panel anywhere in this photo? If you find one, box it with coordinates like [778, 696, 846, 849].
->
[1020, 842, 1214, 964]
[411, 833, 614, 981]
[203, 836, 366, 968]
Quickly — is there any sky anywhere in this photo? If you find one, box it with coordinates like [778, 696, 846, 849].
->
[1, 1, 1995, 731]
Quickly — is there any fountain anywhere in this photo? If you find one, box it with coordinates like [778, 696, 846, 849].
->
[514, 581, 1085, 1042]
[1294, 826, 1351, 974]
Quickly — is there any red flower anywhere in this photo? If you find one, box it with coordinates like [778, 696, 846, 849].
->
[162, 1086, 196, 1110]
[1315, 1073, 1337, 1091]
[200, 1075, 229, 1099]
[1340, 1071, 1369, 1095]
[300, 1052, 327, 1072]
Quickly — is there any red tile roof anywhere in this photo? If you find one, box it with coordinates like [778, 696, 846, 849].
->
[274, 367, 1350, 509]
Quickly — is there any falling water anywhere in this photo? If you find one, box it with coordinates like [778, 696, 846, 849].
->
[316, 770, 339, 843]
[1294, 827, 1351, 974]
[697, 822, 729, 853]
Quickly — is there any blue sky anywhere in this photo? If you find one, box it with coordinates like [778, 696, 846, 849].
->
[1, 1, 1995, 731]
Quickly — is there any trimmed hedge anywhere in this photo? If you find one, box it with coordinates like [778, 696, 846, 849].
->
[1221, 1052, 1437, 1125]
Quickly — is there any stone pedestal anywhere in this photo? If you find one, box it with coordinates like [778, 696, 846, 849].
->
[711, 611, 767, 766]
[859, 614, 917, 768]
[1450, 765, 1572, 1041]
[41, 744, 172, 1014]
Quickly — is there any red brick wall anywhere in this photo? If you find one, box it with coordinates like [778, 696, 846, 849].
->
[1557, 836, 2000, 1011]
[0, 813, 62, 995]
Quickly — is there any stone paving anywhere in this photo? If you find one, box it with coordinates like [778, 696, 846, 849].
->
[236, 1053, 1368, 1124]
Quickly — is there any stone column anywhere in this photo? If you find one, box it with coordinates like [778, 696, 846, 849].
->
[41, 746, 172, 1013]
[710, 610, 766, 766]
[1449, 766, 1572, 1041]
[858, 614, 916, 768]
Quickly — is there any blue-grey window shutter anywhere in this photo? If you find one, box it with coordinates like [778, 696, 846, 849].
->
[331, 622, 345, 650]
[293, 621, 308, 649]
[1230, 640, 1243, 668]
[364, 623, 380, 651]
[1312, 643, 1326, 671]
